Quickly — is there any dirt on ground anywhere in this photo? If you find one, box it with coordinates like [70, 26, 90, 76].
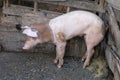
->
[0, 51, 108, 80]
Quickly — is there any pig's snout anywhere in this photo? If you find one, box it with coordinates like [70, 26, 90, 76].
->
[22, 43, 32, 50]
[22, 46, 29, 50]
[22, 45, 31, 51]
[22, 39, 39, 50]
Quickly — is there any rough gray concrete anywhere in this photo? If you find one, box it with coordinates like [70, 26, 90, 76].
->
[0, 52, 108, 80]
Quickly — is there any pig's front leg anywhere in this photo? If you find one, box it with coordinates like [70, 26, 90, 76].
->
[54, 42, 66, 68]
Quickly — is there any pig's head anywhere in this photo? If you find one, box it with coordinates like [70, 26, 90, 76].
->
[16, 23, 53, 50]
[22, 26, 41, 50]
[16, 24, 40, 50]
[22, 37, 41, 50]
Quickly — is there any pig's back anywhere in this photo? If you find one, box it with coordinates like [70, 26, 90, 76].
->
[49, 10, 104, 39]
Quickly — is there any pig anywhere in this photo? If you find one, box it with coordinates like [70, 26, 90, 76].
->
[17, 10, 106, 68]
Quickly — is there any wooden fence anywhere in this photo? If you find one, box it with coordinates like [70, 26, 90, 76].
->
[0, 0, 120, 79]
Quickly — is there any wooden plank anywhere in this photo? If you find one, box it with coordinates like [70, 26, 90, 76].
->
[20, 0, 66, 2]
[0, 23, 18, 32]
[20, 0, 95, 2]
[113, 8, 120, 23]
[98, 0, 105, 12]
[3, 5, 33, 16]
[65, 37, 86, 57]
[19, 0, 104, 12]
[1, 16, 21, 24]
[2, 4, 64, 25]
[21, 13, 47, 26]
[34, 1, 38, 12]
[0, 31, 25, 41]
[0, 44, 2, 52]
[2, 4, 62, 25]
[105, 46, 120, 80]
[106, 0, 120, 10]
[39, 0, 66, 1]
[3, 5, 61, 16]
[107, 5, 120, 54]
[38, 0, 103, 12]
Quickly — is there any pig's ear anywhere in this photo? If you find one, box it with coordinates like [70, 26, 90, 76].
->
[31, 28, 38, 32]
[22, 28, 38, 37]
[22, 26, 30, 29]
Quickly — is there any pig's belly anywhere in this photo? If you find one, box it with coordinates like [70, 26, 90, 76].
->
[50, 21, 91, 40]
[62, 27, 85, 40]
[62, 25, 103, 40]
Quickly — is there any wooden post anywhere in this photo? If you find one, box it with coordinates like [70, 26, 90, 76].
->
[34, 1, 38, 13]
[66, 6, 70, 13]
[3, 0, 6, 8]
[18, 0, 21, 5]
[98, 0, 105, 12]
[107, 4, 120, 54]
[6, 0, 9, 7]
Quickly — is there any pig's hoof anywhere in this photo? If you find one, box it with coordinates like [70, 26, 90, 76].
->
[81, 58, 85, 62]
[82, 57, 86, 62]
[83, 64, 87, 69]
[82, 55, 87, 62]
[54, 59, 58, 64]
[83, 62, 89, 69]
[57, 65, 62, 68]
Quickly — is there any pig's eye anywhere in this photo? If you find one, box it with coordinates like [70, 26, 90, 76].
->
[32, 37, 37, 40]
[31, 28, 38, 32]
[26, 37, 34, 41]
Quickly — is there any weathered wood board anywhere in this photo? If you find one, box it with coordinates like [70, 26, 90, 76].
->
[3, 5, 37, 16]
[105, 46, 120, 80]
[107, 5, 120, 55]
[10, 0, 105, 12]
[36, 0, 66, 1]
[105, 4, 120, 80]
[2, 5, 62, 24]
[3, 5, 62, 16]
[23, 0, 66, 1]
[1, 16, 21, 24]
[106, 0, 120, 10]
[38, 0, 99, 12]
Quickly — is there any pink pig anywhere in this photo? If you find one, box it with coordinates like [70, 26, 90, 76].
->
[18, 11, 106, 68]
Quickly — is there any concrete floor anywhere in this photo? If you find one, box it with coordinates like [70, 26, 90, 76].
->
[0, 51, 108, 80]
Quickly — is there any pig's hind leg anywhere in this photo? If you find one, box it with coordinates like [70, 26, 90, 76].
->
[83, 34, 103, 68]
